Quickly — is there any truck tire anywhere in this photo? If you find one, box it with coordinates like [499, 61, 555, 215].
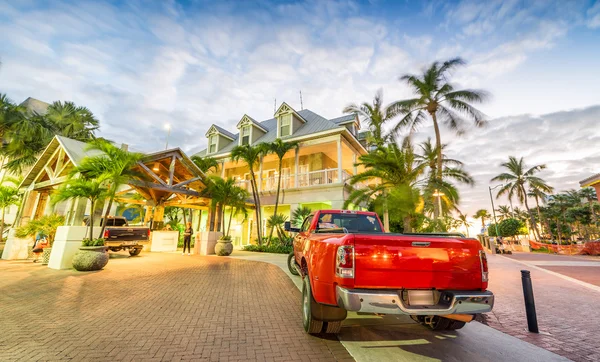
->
[288, 252, 299, 276]
[302, 276, 323, 334]
[447, 320, 466, 330]
[323, 321, 343, 334]
[129, 248, 142, 256]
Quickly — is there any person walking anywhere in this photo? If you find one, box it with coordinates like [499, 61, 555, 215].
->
[31, 233, 48, 263]
[183, 222, 193, 255]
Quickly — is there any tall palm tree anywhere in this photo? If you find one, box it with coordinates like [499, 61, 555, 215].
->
[344, 137, 424, 232]
[75, 140, 144, 236]
[343, 89, 395, 149]
[491, 156, 552, 241]
[45, 101, 99, 141]
[390, 58, 488, 218]
[415, 138, 474, 218]
[474, 209, 490, 232]
[496, 205, 512, 221]
[528, 186, 550, 235]
[261, 139, 299, 241]
[191, 155, 219, 173]
[52, 177, 109, 239]
[457, 213, 471, 237]
[231, 144, 264, 245]
[205, 176, 249, 238]
[2, 113, 54, 173]
[579, 187, 598, 225]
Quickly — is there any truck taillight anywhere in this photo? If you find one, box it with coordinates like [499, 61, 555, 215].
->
[336, 245, 354, 278]
[103, 230, 109, 239]
[147, 229, 151, 237]
[479, 250, 489, 282]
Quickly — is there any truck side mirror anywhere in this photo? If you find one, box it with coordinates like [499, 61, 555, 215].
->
[285, 221, 301, 233]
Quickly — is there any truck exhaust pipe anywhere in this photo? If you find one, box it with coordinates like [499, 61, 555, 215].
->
[444, 314, 475, 323]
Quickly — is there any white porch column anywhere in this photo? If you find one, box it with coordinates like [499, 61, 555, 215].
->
[337, 137, 343, 183]
[258, 157, 263, 192]
[294, 148, 299, 188]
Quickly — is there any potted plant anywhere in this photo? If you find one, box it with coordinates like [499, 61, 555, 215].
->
[52, 177, 110, 271]
[71, 238, 109, 271]
[215, 234, 233, 256]
[15, 214, 65, 264]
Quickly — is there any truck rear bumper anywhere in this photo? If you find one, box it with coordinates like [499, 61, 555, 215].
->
[336, 286, 494, 316]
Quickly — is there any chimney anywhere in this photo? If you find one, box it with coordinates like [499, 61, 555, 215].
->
[120, 143, 129, 152]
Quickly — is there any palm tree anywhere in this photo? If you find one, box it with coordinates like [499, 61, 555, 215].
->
[191, 155, 219, 173]
[344, 137, 424, 231]
[231, 144, 265, 244]
[75, 140, 144, 236]
[0, 181, 20, 240]
[267, 213, 289, 241]
[206, 176, 249, 238]
[343, 89, 395, 149]
[528, 186, 550, 235]
[391, 58, 488, 218]
[52, 177, 109, 239]
[415, 138, 474, 218]
[261, 139, 299, 240]
[579, 187, 598, 225]
[496, 205, 512, 221]
[291, 206, 312, 228]
[45, 101, 99, 141]
[474, 209, 490, 232]
[457, 213, 471, 237]
[2, 113, 54, 173]
[15, 214, 65, 247]
[491, 156, 553, 241]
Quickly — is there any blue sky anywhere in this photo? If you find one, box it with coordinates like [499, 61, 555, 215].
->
[1, 0, 600, 214]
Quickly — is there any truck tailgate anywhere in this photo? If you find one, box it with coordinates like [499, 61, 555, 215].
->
[354, 234, 483, 290]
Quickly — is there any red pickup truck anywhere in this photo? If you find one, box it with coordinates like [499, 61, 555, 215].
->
[286, 210, 493, 334]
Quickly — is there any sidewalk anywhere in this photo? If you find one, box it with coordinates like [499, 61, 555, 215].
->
[485, 253, 600, 362]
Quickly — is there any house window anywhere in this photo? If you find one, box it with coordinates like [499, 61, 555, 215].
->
[241, 126, 250, 145]
[209, 135, 217, 153]
[280, 114, 291, 137]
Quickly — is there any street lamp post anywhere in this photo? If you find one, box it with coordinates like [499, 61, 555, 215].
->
[489, 184, 503, 253]
[433, 190, 444, 218]
[165, 124, 171, 150]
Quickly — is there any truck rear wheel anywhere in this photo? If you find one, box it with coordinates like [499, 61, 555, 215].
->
[129, 248, 142, 256]
[302, 276, 323, 334]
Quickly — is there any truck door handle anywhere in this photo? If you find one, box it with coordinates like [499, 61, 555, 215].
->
[412, 242, 431, 247]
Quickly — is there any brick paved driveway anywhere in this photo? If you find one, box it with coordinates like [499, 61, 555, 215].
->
[485, 254, 600, 362]
[0, 253, 352, 362]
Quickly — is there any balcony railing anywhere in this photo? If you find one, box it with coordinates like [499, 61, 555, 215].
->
[233, 168, 370, 193]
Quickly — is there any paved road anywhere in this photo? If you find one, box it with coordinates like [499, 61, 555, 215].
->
[505, 252, 600, 287]
[0, 253, 352, 362]
[485, 253, 600, 362]
[229, 251, 569, 362]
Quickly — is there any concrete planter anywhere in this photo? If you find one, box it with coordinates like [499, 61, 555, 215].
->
[215, 239, 233, 256]
[72, 246, 109, 271]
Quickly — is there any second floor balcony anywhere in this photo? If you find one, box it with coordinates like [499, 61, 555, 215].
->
[234, 168, 369, 192]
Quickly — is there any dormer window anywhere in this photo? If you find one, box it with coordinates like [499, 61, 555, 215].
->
[241, 126, 250, 145]
[209, 135, 217, 153]
[280, 114, 291, 137]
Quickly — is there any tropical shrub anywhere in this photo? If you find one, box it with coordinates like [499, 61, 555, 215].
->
[82, 238, 105, 247]
[15, 214, 65, 247]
